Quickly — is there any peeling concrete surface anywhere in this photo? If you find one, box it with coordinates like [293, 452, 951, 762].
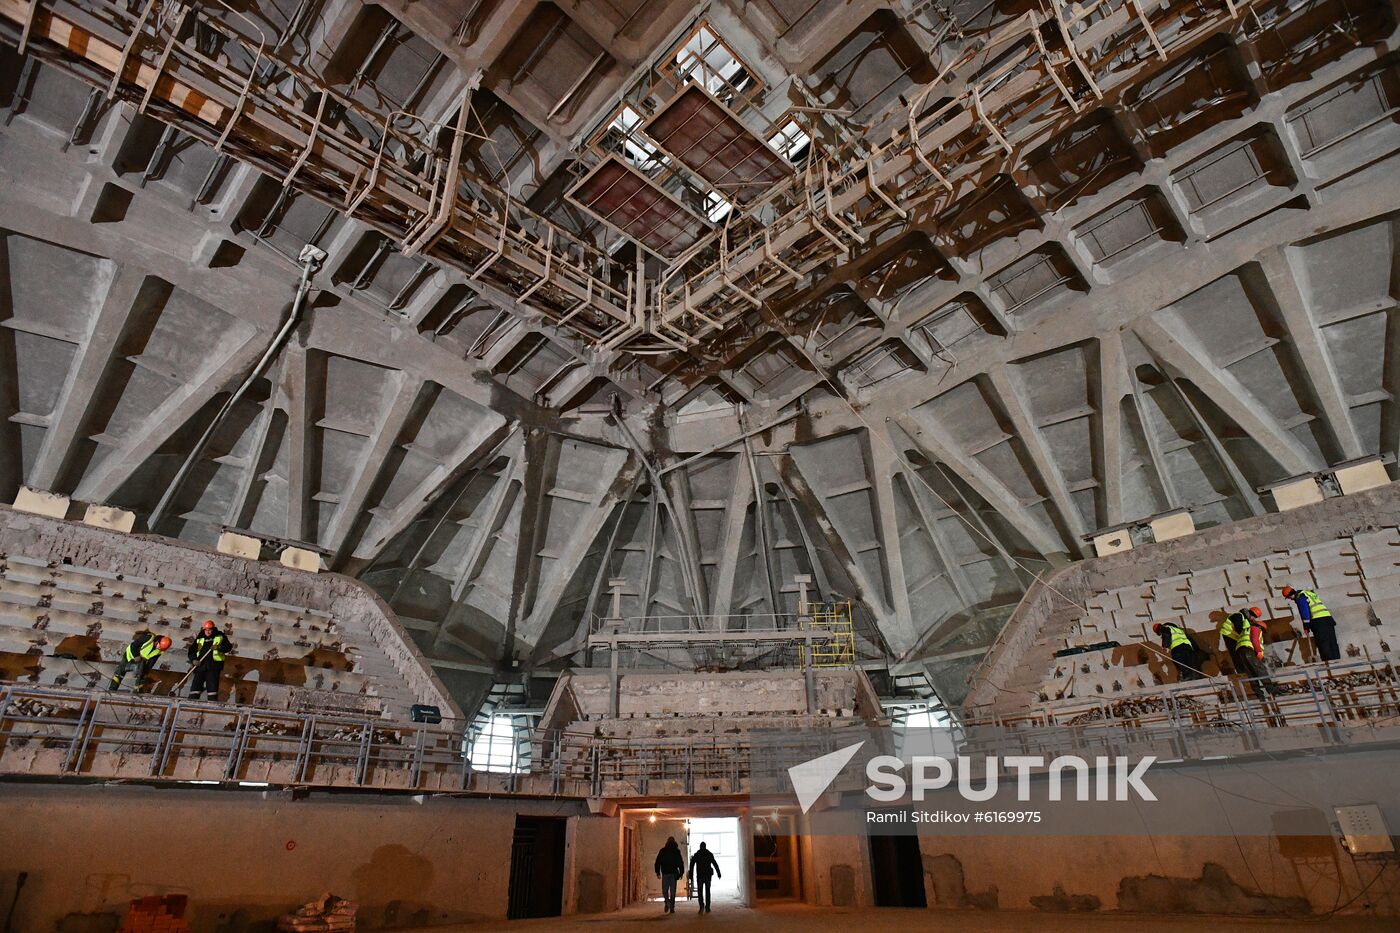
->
[1117, 862, 1312, 916]
[922, 853, 999, 910]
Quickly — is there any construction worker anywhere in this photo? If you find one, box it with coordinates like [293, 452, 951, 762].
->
[1152, 621, 1201, 681]
[187, 619, 231, 701]
[108, 633, 172, 692]
[1220, 607, 1272, 697]
[688, 841, 722, 913]
[1281, 585, 1340, 662]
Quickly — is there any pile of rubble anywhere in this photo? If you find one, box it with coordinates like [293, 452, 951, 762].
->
[9, 696, 67, 718]
[277, 894, 358, 932]
[1064, 693, 1211, 725]
[1270, 667, 1398, 696]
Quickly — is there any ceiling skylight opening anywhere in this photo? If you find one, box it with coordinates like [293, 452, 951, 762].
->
[671, 23, 759, 104]
[604, 104, 668, 174]
[704, 190, 733, 223]
[769, 119, 812, 163]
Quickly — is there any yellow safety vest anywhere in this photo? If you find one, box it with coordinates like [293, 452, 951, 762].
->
[1221, 612, 1253, 650]
[194, 633, 228, 662]
[125, 636, 164, 662]
[1163, 623, 1191, 650]
[1300, 590, 1330, 619]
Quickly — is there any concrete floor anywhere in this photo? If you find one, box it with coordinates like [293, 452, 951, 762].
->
[408, 901, 1397, 931]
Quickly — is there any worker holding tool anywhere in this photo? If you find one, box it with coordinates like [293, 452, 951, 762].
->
[187, 619, 231, 701]
[1220, 607, 1273, 697]
[108, 633, 172, 692]
[1280, 585, 1340, 662]
[1152, 621, 1202, 681]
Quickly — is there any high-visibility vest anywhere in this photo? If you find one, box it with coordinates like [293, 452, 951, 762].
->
[1300, 590, 1330, 619]
[194, 633, 228, 662]
[124, 636, 165, 663]
[1221, 612, 1254, 650]
[1163, 623, 1191, 651]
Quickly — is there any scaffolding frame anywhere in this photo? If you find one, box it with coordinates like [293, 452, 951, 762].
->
[0, 0, 1292, 355]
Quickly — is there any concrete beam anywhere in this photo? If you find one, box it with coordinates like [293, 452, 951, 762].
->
[1133, 316, 1319, 478]
[1257, 250, 1365, 462]
[325, 372, 425, 558]
[28, 266, 149, 490]
[986, 364, 1090, 551]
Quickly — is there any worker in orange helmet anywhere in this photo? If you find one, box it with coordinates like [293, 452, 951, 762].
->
[108, 633, 173, 693]
[1220, 607, 1273, 697]
[1152, 621, 1202, 682]
[187, 619, 231, 702]
[1280, 585, 1340, 662]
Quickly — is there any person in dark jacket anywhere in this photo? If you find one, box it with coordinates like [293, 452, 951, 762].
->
[1221, 607, 1273, 697]
[187, 619, 231, 701]
[108, 633, 172, 692]
[1152, 621, 1202, 681]
[1281, 585, 1340, 662]
[654, 837, 684, 913]
[688, 841, 722, 913]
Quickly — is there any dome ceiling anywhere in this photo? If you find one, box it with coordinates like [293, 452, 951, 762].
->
[0, 0, 1397, 706]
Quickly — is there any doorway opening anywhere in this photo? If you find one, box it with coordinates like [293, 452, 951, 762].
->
[507, 815, 566, 918]
[752, 812, 800, 899]
[684, 817, 740, 902]
[868, 831, 927, 907]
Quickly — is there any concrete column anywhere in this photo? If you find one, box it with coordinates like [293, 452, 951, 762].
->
[739, 808, 757, 907]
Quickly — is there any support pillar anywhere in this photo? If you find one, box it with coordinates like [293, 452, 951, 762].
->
[606, 577, 626, 719]
[739, 808, 757, 908]
[796, 574, 816, 713]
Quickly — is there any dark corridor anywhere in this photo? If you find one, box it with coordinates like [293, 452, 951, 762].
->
[868, 832, 926, 908]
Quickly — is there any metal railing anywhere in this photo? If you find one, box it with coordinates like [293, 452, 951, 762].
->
[958, 657, 1400, 762]
[5, 656, 1397, 796]
[0, 682, 856, 797]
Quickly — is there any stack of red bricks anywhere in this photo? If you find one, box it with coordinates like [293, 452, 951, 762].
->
[277, 893, 358, 932]
[118, 895, 190, 933]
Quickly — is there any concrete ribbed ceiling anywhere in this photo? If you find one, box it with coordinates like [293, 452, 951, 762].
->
[1, 0, 1397, 709]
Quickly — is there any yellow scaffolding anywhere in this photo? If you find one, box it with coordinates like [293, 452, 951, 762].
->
[805, 601, 856, 668]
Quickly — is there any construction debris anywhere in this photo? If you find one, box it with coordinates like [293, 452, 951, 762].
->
[1064, 694, 1212, 725]
[119, 894, 190, 933]
[277, 894, 358, 932]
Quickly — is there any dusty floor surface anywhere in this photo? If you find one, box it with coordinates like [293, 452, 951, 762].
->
[403, 898, 1396, 931]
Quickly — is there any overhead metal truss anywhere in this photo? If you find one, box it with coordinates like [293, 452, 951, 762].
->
[0, 0, 1324, 358]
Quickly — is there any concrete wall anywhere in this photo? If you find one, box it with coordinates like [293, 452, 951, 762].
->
[914, 833, 1399, 917]
[564, 670, 872, 719]
[0, 784, 619, 932]
[632, 817, 691, 902]
[798, 811, 873, 909]
[792, 821, 1397, 917]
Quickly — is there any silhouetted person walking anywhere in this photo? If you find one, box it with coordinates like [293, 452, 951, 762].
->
[654, 836, 684, 914]
[688, 841, 721, 913]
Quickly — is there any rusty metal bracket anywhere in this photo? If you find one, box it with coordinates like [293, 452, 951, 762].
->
[1130, 0, 1167, 61]
[971, 84, 1012, 156]
[403, 86, 474, 258]
[907, 86, 954, 192]
[865, 156, 908, 219]
[136, 4, 192, 115]
[284, 90, 327, 190]
[106, 0, 157, 97]
[1051, 0, 1102, 99]
[1031, 14, 1082, 113]
[15, 0, 41, 56]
